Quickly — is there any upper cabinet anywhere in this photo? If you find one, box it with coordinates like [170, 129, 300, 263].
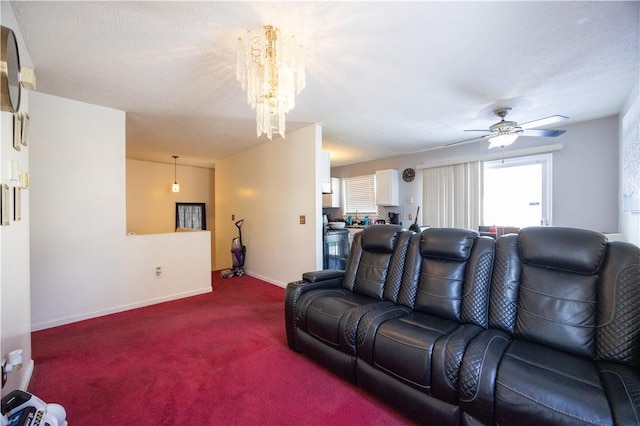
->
[321, 151, 331, 194]
[375, 169, 399, 206]
[322, 177, 340, 208]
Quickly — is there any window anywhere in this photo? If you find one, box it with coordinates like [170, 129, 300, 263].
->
[483, 154, 552, 227]
[343, 174, 377, 215]
[176, 202, 206, 230]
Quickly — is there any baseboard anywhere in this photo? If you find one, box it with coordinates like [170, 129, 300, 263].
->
[245, 272, 286, 288]
[31, 287, 213, 331]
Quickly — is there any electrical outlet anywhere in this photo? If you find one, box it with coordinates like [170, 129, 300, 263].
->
[232, 214, 235, 221]
[155, 266, 162, 278]
[408, 213, 413, 221]
[300, 215, 306, 224]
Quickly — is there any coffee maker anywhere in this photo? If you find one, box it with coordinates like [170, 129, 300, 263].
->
[388, 212, 399, 225]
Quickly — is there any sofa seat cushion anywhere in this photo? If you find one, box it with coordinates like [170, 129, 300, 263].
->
[495, 339, 612, 425]
[371, 312, 458, 392]
[305, 291, 390, 355]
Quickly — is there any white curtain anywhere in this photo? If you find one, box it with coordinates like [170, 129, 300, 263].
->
[177, 204, 204, 230]
[422, 161, 483, 230]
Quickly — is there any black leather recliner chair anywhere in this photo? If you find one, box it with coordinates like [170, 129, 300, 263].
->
[356, 228, 495, 423]
[459, 227, 640, 425]
[285, 225, 412, 382]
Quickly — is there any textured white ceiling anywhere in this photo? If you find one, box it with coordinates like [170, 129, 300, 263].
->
[10, 1, 640, 167]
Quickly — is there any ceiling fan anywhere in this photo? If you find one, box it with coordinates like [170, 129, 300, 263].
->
[448, 107, 569, 149]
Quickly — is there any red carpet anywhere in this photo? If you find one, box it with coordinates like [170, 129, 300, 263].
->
[29, 272, 414, 425]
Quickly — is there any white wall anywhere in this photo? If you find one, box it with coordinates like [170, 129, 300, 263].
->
[214, 124, 323, 287]
[332, 116, 620, 234]
[620, 80, 640, 246]
[1, 1, 34, 395]
[552, 116, 618, 231]
[29, 92, 211, 330]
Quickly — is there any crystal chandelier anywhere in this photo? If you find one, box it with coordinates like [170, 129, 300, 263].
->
[236, 25, 305, 140]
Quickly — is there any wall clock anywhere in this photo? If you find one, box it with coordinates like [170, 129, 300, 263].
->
[1, 25, 21, 113]
[402, 168, 415, 182]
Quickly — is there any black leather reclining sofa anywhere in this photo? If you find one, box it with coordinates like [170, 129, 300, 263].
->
[284, 225, 640, 425]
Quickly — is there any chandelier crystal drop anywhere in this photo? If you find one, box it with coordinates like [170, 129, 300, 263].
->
[236, 25, 305, 140]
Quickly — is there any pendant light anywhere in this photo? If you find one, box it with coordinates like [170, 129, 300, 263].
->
[172, 155, 180, 192]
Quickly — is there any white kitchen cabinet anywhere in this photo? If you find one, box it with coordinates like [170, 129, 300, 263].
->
[322, 177, 341, 208]
[320, 151, 331, 194]
[375, 169, 399, 206]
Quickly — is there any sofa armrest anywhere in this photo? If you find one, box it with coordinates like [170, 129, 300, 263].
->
[458, 329, 511, 425]
[284, 273, 344, 350]
[357, 304, 412, 364]
[432, 324, 485, 404]
[302, 269, 344, 282]
[598, 362, 640, 425]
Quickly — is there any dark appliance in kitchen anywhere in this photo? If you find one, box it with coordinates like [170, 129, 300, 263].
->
[324, 229, 349, 269]
[388, 212, 400, 224]
[323, 218, 349, 270]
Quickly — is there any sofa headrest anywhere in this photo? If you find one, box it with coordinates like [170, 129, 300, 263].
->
[420, 228, 478, 261]
[361, 225, 404, 253]
[518, 227, 607, 274]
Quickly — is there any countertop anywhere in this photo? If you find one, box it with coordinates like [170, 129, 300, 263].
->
[346, 224, 399, 229]
[345, 225, 430, 232]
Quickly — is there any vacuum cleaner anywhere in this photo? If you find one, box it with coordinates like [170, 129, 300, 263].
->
[2, 390, 68, 426]
[409, 206, 421, 233]
[220, 219, 246, 278]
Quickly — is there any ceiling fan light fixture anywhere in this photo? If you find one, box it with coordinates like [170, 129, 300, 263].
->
[236, 25, 305, 140]
[488, 133, 519, 149]
[451, 108, 569, 149]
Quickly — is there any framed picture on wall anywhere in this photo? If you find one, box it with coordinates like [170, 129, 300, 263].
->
[175, 202, 206, 231]
[20, 170, 29, 189]
[1, 184, 9, 226]
[14, 186, 21, 221]
[21, 112, 29, 147]
[13, 113, 21, 151]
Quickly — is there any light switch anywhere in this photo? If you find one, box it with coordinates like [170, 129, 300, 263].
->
[300, 215, 306, 224]
[408, 213, 413, 221]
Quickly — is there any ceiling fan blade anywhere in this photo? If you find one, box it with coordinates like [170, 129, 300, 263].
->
[522, 129, 566, 137]
[520, 115, 569, 129]
[445, 134, 490, 147]
[463, 129, 491, 132]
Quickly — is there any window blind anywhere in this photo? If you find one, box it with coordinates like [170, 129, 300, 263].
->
[423, 161, 482, 230]
[343, 174, 377, 214]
